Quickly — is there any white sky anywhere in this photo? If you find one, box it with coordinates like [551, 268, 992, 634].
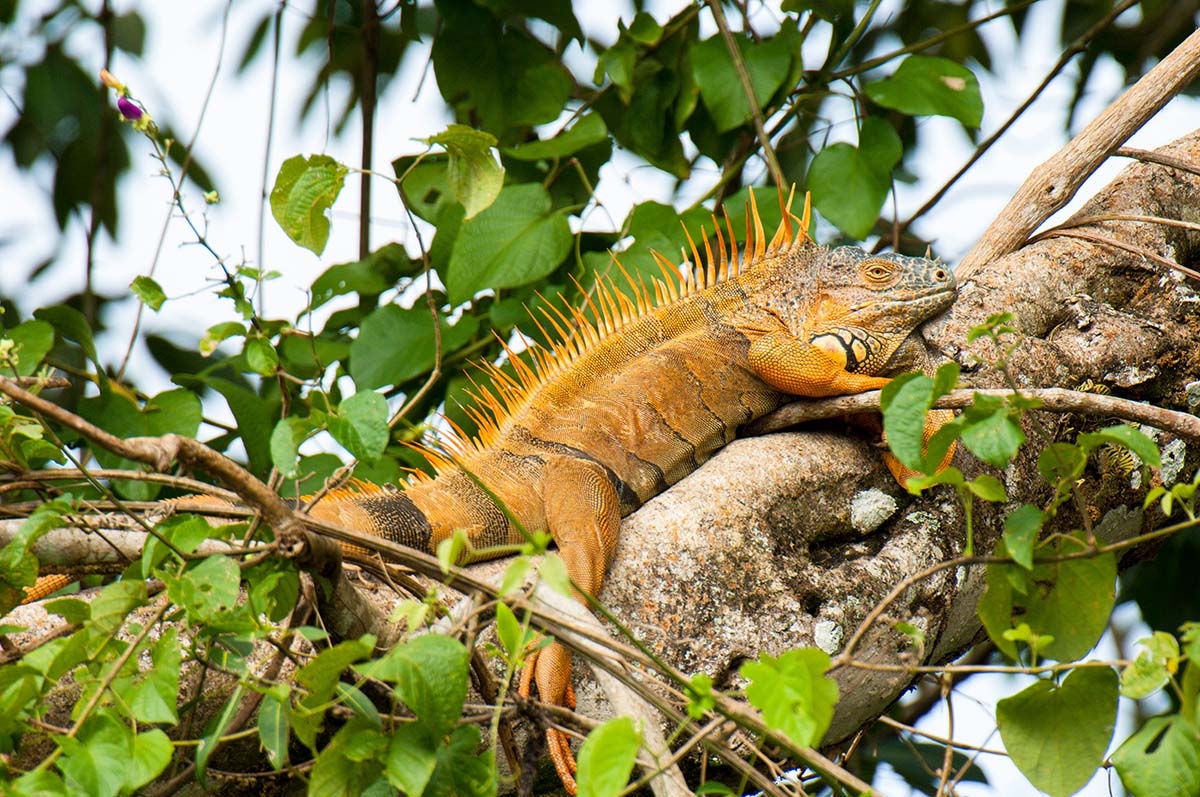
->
[1, 1, 1195, 795]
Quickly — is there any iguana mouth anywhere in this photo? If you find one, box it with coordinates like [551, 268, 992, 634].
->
[850, 282, 958, 314]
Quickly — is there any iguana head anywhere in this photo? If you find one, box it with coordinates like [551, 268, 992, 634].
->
[753, 244, 957, 375]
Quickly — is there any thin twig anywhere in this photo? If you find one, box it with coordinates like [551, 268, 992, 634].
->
[0, 375, 333, 565]
[749, 387, 1200, 441]
[877, 716, 1006, 757]
[115, 0, 234, 382]
[708, 0, 785, 188]
[935, 676, 953, 797]
[1028, 227, 1200, 281]
[1115, 145, 1200, 178]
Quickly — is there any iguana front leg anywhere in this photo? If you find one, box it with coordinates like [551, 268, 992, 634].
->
[519, 454, 620, 794]
[747, 330, 952, 483]
[747, 329, 892, 398]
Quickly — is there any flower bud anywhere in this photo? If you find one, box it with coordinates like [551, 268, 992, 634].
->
[116, 96, 143, 121]
[99, 69, 125, 92]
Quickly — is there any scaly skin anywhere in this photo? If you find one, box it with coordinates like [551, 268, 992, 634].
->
[23, 200, 958, 792]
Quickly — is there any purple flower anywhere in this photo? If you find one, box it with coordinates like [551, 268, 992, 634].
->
[116, 96, 143, 121]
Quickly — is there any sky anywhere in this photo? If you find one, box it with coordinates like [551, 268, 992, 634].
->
[1, 1, 1197, 795]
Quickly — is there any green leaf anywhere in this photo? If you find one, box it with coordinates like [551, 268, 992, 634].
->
[880, 373, 934, 471]
[199, 321, 246, 355]
[56, 717, 129, 797]
[2, 320, 54, 377]
[498, 556, 531, 596]
[167, 555, 241, 622]
[504, 113, 609, 161]
[432, 0, 571, 135]
[11, 769, 68, 796]
[865, 55, 983, 127]
[196, 685, 244, 785]
[145, 388, 202, 437]
[385, 722, 439, 795]
[183, 375, 280, 476]
[310, 243, 417, 310]
[1079, 424, 1162, 467]
[128, 729, 174, 790]
[329, 390, 389, 462]
[243, 336, 279, 376]
[979, 534, 1116, 661]
[270, 416, 305, 477]
[960, 406, 1025, 468]
[808, 142, 889, 239]
[308, 722, 386, 796]
[577, 716, 642, 797]
[293, 637, 375, 749]
[360, 634, 468, 740]
[966, 473, 1007, 501]
[741, 648, 839, 746]
[626, 11, 663, 45]
[123, 628, 181, 724]
[258, 691, 291, 770]
[1003, 504, 1044, 570]
[1121, 632, 1181, 699]
[425, 725, 496, 797]
[269, 154, 348, 255]
[494, 602, 523, 663]
[425, 124, 504, 219]
[349, 304, 479, 390]
[857, 117, 903, 175]
[34, 305, 98, 366]
[998, 667, 1117, 797]
[446, 183, 572, 304]
[1113, 715, 1200, 797]
[691, 30, 793, 132]
[129, 275, 166, 311]
[538, 552, 572, 597]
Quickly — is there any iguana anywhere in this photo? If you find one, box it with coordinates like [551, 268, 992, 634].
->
[22, 194, 957, 793]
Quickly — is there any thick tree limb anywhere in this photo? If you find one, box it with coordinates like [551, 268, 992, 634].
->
[957, 27, 1200, 275]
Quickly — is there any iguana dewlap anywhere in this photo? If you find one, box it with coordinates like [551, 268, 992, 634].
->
[24, 200, 957, 793]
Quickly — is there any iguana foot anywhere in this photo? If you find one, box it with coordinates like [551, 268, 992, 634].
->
[519, 642, 579, 794]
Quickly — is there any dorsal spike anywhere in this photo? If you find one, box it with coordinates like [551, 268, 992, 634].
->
[748, 188, 765, 261]
[700, 223, 717, 281]
[799, 192, 812, 242]
[683, 223, 705, 284]
[712, 216, 728, 275]
[651, 251, 683, 303]
[769, 187, 791, 252]
[722, 206, 739, 277]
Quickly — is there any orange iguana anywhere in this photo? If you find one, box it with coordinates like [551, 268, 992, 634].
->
[23, 195, 957, 792]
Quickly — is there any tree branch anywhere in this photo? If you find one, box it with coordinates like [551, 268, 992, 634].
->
[958, 27, 1200, 275]
[748, 387, 1200, 441]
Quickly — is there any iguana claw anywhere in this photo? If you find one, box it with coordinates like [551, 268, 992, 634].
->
[519, 644, 580, 794]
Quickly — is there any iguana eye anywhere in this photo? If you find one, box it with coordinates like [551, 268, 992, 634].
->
[862, 261, 893, 284]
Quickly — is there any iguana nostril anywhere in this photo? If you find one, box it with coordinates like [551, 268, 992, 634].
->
[934, 269, 947, 281]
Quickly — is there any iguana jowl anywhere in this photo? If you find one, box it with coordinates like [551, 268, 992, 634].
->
[24, 197, 957, 792]
[299, 199, 957, 790]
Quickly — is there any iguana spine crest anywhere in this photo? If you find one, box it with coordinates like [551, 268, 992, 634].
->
[412, 189, 810, 478]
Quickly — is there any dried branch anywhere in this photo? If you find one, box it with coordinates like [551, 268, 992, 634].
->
[748, 384, 1200, 439]
[748, 386, 1200, 441]
[1115, 145, 1200, 178]
[957, 26, 1200, 275]
[0, 375, 328, 563]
